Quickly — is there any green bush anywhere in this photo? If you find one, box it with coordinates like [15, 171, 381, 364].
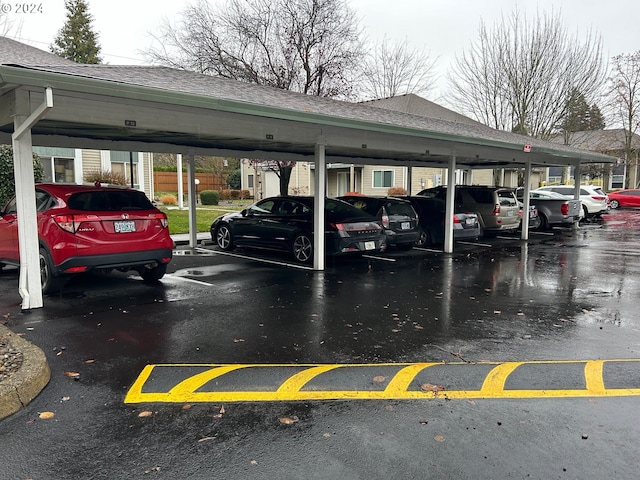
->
[200, 189, 219, 205]
[0, 145, 44, 206]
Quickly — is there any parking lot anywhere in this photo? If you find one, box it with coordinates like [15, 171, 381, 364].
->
[1, 208, 640, 479]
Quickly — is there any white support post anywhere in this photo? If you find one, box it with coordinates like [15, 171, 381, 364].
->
[177, 154, 184, 210]
[313, 137, 327, 271]
[573, 163, 582, 231]
[186, 153, 198, 248]
[444, 154, 456, 254]
[12, 87, 53, 310]
[521, 162, 532, 240]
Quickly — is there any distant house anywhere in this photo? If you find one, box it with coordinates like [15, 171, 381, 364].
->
[240, 94, 534, 199]
[551, 129, 640, 189]
[0, 36, 155, 197]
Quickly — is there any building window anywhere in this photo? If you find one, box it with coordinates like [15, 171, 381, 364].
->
[373, 170, 393, 188]
[248, 174, 254, 188]
[111, 162, 138, 187]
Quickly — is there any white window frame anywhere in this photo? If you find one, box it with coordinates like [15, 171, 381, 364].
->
[372, 169, 394, 189]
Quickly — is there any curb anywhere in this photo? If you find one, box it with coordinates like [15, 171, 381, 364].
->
[0, 324, 50, 420]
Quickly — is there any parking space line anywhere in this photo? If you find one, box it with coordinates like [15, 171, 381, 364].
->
[457, 241, 492, 247]
[362, 254, 396, 262]
[200, 249, 314, 270]
[165, 275, 214, 286]
[124, 359, 640, 404]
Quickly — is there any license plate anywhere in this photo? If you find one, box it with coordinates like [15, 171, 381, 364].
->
[507, 210, 514, 216]
[364, 241, 376, 250]
[114, 220, 136, 233]
[401, 222, 410, 230]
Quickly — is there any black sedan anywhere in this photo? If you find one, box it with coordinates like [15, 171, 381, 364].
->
[210, 196, 386, 263]
[337, 195, 419, 250]
[402, 196, 480, 246]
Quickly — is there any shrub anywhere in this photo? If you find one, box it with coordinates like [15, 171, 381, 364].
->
[84, 169, 128, 186]
[387, 187, 407, 196]
[240, 189, 251, 199]
[220, 189, 244, 200]
[160, 194, 177, 205]
[0, 145, 44, 206]
[343, 191, 363, 196]
[200, 189, 219, 205]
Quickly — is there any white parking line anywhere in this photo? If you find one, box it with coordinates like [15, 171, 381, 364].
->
[164, 275, 214, 286]
[362, 254, 396, 262]
[198, 248, 314, 270]
[458, 240, 492, 247]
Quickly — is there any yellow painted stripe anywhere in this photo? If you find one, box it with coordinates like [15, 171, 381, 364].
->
[383, 363, 438, 395]
[276, 365, 342, 394]
[584, 360, 606, 394]
[480, 362, 522, 395]
[124, 360, 640, 404]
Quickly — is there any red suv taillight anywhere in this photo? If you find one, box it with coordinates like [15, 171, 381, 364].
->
[453, 214, 461, 224]
[592, 195, 606, 201]
[561, 203, 569, 215]
[491, 204, 501, 216]
[381, 212, 390, 228]
[52, 214, 100, 233]
[148, 212, 169, 228]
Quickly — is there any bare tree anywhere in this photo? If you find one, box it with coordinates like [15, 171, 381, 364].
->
[145, 0, 363, 98]
[358, 36, 438, 100]
[448, 8, 606, 139]
[606, 51, 640, 188]
[145, 0, 363, 195]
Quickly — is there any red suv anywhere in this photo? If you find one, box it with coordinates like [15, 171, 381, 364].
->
[0, 183, 173, 294]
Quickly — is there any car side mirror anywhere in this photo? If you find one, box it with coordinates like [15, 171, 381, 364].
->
[241, 209, 248, 217]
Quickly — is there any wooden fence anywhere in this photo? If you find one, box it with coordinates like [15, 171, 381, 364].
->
[154, 172, 227, 193]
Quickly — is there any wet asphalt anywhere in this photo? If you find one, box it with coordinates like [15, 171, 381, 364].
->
[1, 208, 640, 479]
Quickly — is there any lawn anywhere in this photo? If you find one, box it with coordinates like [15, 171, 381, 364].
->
[160, 205, 242, 234]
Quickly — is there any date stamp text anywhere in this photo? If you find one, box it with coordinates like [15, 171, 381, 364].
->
[0, 3, 44, 15]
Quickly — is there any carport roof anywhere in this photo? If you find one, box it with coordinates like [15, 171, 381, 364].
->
[0, 45, 616, 168]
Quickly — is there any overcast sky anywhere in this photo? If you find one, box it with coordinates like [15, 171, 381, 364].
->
[3, 0, 639, 98]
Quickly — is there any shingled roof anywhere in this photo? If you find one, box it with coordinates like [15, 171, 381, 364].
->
[0, 36, 76, 66]
[0, 36, 616, 167]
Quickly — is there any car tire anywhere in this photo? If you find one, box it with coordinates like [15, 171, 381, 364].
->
[610, 200, 619, 209]
[39, 248, 63, 295]
[583, 204, 589, 218]
[415, 227, 431, 247]
[215, 223, 234, 251]
[536, 213, 548, 231]
[139, 263, 167, 282]
[292, 233, 313, 263]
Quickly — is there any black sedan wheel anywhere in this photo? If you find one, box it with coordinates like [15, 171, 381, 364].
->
[215, 224, 234, 250]
[292, 233, 313, 263]
[415, 227, 431, 247]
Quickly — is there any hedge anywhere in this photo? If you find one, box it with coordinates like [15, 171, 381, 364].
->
[200, 190, 219, 205]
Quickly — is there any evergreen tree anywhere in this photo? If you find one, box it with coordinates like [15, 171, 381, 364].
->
[50, 0, 102, 64]
[559, 88, 605, 143]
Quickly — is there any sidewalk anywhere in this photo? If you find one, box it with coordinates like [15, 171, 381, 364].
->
[171, 232, 211, 246]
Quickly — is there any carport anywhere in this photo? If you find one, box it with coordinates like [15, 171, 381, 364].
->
[0, 63, 616, 310]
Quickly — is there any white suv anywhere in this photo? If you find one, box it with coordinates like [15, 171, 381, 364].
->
[534, 185, 609, 218]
